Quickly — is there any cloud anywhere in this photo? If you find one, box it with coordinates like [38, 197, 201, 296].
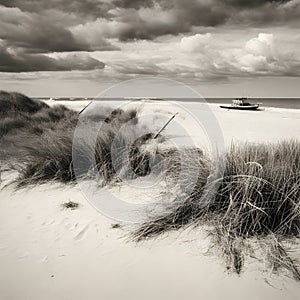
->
[112, 0, 154, 9]
[224, 0, 290, 8]
[0, 5, 118, 53]
[112, 60, 163, 75]
[180, 33, 213, 52]
[230, 0, 300, 26]
[0, 6, 90, 53]
[0, 0, 112, 18]
[69, 0, 300, 42]
[0, 42, 105, 72]
[101, 32, 300, 81]
[71, 7, 188, 41]
[229, 33, 300, 75]
[1, 0, 300, 44]
[70, 2, 227, 41]
[199, 32, 300, 77]
[1, 0, 299, 82]
[245, 33, 275, 56]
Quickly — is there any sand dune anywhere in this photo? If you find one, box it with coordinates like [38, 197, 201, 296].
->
[1, 100, 300, 299]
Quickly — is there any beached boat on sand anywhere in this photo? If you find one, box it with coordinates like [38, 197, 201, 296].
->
[220, 97, 259, 110]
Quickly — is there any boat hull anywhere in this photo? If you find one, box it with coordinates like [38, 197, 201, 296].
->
[220, 104, 259, 111]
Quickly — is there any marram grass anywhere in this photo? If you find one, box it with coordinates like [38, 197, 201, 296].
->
[132, 140, 300, 279]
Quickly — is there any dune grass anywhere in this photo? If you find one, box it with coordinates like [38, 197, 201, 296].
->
[132, 140, 300, 279]
[0, 103, 78, 139]
[0, 91, 155, 186]
[0, 91, 80, 175]
[14, 107, 145, 186]
[0, 91, 48, 116]
[1, 93, 156, 187]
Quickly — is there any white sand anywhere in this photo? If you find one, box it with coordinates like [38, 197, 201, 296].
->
[1, 101, 300, 299]
[45, 99, 300, 147]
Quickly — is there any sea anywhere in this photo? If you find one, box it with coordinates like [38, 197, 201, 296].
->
[37, 98, 300, 110]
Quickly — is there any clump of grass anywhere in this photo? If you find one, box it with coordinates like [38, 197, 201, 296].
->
[16, 129, 76, 186]
[1, 91, 167, 187]
[0, 118, 27, 138]
[62, 201, 79, 210]
[0, 91, 155, 186]
[15, 103, 161, 186]
[111, 223, 122, 229]
[132, 140, 300, 279]
[0, 92, 79, 169]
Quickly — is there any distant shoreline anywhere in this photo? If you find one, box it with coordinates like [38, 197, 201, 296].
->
[34, 97, 300, 110]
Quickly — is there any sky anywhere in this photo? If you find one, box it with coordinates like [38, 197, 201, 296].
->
[0, 0, 300, 97]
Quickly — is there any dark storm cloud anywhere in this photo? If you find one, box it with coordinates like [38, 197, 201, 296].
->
[1, 0, 298, 44]
[92, 1, 228, 41]
[70, 0, 298, 41]
[0, 5, 118, 53]
[112, 0, 154, 9]
[109, 1, 228, 41]
[0, 0, 155, 15]
[224, 0, 290, 8]
[0, 0, 299, 75]
[0, 0, 112, 18]
[232, 0, 300, 27]
[0, 21, 90, 53]
[154, 0, 296, 30]
[0, 43, 105, 72]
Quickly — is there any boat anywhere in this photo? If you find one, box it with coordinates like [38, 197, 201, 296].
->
[220, 97, 260, 110]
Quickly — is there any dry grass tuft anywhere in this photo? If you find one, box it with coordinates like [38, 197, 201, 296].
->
[61, 201, 79, 210]
[132, 140, 300, 279]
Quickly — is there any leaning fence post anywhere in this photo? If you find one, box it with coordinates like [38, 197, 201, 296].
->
[154, 114, 177, 139]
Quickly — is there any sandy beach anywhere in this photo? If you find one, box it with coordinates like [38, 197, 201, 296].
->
[1, 179, 300, 300]
[45, 99, 300, 146]
[1, 100, 300, 300]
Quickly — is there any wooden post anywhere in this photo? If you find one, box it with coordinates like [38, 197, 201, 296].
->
[154, 114, 177, 139]
[78, 101, 93, 115]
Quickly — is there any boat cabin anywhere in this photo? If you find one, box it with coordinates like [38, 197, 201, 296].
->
[232, 97, 251, 106]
